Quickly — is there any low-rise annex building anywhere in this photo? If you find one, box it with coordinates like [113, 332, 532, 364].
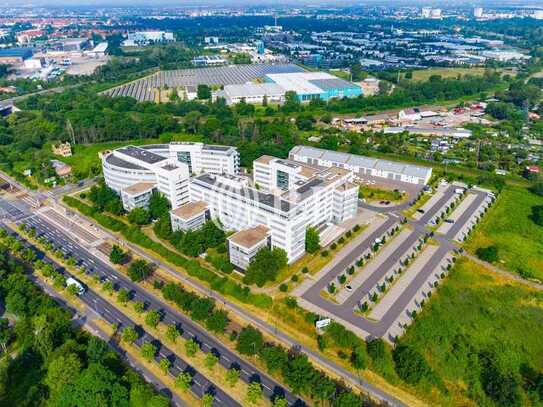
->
[227, 225, 271, 270]
[170, 200, 210, 232]
[120, 182, 156, 211]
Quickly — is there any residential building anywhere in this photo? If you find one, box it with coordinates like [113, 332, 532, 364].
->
[121, 182, 156, 211]
[51, 142, 72, 157]
[170, 201, 210, 231]
[0, 48, 33, 65]
[289, 145, 432, 185]
[122, 31, 174, 47]
[228, 225, 271, 270]
[50, 160, 72, 178]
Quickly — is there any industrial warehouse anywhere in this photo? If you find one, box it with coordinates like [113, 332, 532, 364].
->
[102, 63, 362, 104]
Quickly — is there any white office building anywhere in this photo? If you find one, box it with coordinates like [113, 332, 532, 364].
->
[170, 201, 210, 231]
[289, 145, 432, 185]
[189, 163, 358, 263]
[102, 142, 239, 210]
[222, 83, 286, 105]
[102, 146, 190, 209]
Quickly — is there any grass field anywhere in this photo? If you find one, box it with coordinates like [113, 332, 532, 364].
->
[359, 185, 406, 203]
[465, 186, 543, 281]
[399, 257, 543, 406]
[408, 67, 488, 82]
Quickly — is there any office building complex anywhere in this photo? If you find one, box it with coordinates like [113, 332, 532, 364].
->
[289, 145, 432, 185]
[188, 162, 358, 264]
[101, 142, 239, 210]
[227, 225, 271, 270]
[170, 201, 210, 231]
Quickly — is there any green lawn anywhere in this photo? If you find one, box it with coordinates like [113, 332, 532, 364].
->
[409, 67, 488, 82]
[60, 133, 203, 179]
[399, 257, 543, 406]
[465, 186, 543, 281]
[359, 185, 406, 203]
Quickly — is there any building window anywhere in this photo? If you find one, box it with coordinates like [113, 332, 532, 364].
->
[177, 151, 192, 173]
[276, 170, 289, 191]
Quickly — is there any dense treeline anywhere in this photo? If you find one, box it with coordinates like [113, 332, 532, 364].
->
[0, 241, 169, 406]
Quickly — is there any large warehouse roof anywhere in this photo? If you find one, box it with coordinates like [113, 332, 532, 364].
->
[265, 72, 360, 95]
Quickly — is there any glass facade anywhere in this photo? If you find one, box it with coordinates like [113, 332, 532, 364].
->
[276, 170, 289, 190]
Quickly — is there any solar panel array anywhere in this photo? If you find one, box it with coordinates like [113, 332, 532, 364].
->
[102, 64, 306, 102]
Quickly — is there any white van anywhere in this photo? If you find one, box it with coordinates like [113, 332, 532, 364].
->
[66, 277, 85, 295]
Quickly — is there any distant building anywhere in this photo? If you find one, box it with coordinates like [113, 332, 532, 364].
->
[533, 10, 543, 19]
[265, 71, 362, 102]
[192, 55, 227, 67]
[255, 40, 265, 55]
[51, 142, 72, 157]
[228, 225, 271, 271]
[222, 83, 285, 105]
[16, 29, 45, 44]
[474, 7, 483, 18]
[481, 50, 529, 62]
[421, 7, 432, 18]
[23, 57, 45, 69]
[0, 48, 33, 65]
[122, 31, 174, 47]
[51, 160, 72, 178]
[289, 145, 432, 185]
[60, 38, 90, 52]
[204, 36, 220, 44]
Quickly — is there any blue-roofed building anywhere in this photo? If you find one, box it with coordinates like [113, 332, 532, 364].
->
[0, 47, 33, 64]
[265, 71, 362, 102]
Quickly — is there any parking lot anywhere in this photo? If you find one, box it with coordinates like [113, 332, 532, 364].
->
[295, 182, 495, 342]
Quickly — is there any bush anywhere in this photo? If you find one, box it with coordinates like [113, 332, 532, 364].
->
[279, 283, 288, 292]
[476, 245, 499, 263]
[392, 344, 434, 384]
[128, 259, 152, 282]
[321, 250, 329, 257]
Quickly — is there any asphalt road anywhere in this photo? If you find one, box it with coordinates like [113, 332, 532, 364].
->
[2, 224, 238, 407]
[11, 208, 304, 407]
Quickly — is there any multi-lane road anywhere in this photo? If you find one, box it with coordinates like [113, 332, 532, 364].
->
[2, 204, 304, 407]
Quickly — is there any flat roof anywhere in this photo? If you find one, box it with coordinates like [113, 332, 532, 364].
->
[171, 201, 208, 220]
[223, 83, 285, 98]
[117, 146, 166, 165]
[228, 225, 270, 249]
[122, 182, 156, 196]
[105, 154, 146, 170]
[254, 155, 275, 165]
[290, 145, 431, 180]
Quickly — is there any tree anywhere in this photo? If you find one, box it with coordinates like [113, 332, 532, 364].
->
[476, 245, 499, 263]
[128, 260, 152, 282]
[86, 336, 110, 364]
[305, 227, 320, 254]
[531, 205, 543, 226]
[166, 324, 180, 343]
[159, 358, 171, 374]
[205, 310, 229, 333]
[109, 245, 126, 265]
[117, 288, 130, 305]
[273, 397, 288, 407]
[45, 353, 82, 402]
[145, 310, 161, 328]
[392, 344, 433, 385]
[244, 247, 287, 287]
[134, 301, 145, 314]
[58, 362, 129, 406]
[282, 352, 317, 395]
[236, 326, 263, 356]
[201, 393, 214, 407]
[313, 376, 337, 403]
[141, 342, 157, 362]
[225, 368, 240, 387]
[204, 352, 219, 370]
[282, 91, 300, 114]
[333, 392, 362, 407]
[148, 192, 170, 220]
[128, 208, 151, 225]
[197, 84, 211, 100]
[530, 182, 543, 197]
[185, 339, 199, 357]
[351, 345, 367, 370]
[246, 382, 263, 405]
[260, 345, 289, 374]
[350, 63, 366, 81]
[122, 326, 138, 344]
[175, 372, 192, 391]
